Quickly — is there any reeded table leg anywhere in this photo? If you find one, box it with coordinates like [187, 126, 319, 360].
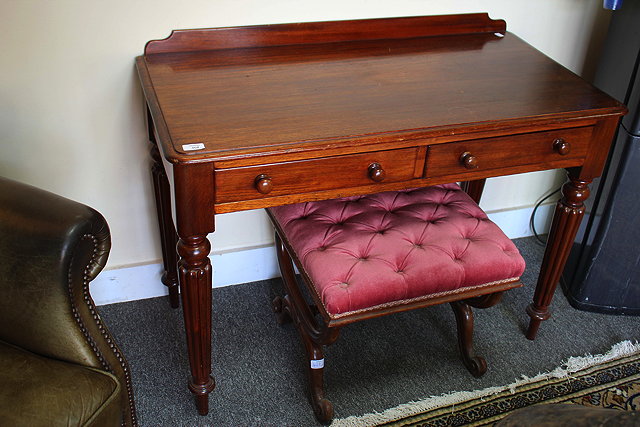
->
[150, 144, 180, 308]
[527, 171, 591, 340]
[178, 235, 215, 414]
[148, 107, 180, 308]
[461, 178, 486, 205]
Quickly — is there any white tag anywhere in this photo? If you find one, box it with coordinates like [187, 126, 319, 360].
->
[310, 358, 325, 369]
[182, 143, 205, 151]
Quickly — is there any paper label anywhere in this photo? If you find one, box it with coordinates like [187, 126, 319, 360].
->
[182, 143, 205, 151]
[310, 358, 325, 369]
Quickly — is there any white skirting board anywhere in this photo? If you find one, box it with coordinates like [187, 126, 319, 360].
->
[91, 203, 555, 306]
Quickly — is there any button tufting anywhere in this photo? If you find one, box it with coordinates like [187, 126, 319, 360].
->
[267, 183, 526, 316]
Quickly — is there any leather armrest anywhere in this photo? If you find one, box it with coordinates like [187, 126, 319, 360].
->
[0, 177, 138, 425]
[0, 176, 110, 362]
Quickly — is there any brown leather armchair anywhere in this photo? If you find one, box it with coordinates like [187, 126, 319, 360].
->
[0, 177, 137, 426]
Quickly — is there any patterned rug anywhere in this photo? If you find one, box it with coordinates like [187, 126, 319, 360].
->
[333, 341, 640, 426]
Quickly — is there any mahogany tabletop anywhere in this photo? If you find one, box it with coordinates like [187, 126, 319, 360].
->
[138, 15, 625, 163]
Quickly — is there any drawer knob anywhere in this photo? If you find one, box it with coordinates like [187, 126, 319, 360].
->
[460, 152, 478, 169]
[254, 174, 273, 194]
[553, 138, 571, 155]
[368, 162, 386, 182]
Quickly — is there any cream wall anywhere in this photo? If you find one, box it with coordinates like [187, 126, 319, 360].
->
[0, 0, 610, 269]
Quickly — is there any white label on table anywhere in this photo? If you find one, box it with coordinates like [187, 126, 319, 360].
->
[182, 143, 205, 151]
[311, 358, 325, 369]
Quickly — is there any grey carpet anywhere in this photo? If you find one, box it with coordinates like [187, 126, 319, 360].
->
[98, 237, 640, 426]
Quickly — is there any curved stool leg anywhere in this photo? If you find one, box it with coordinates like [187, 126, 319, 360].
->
[466, 291, 503, 309]
[450, 300, 487, 378]
[273, 296, 319, 325]
[272, 230, 340, 423]
[272, 295, 293, 325]
[274, 293, 336, 423]
[301, 333, 334, 424]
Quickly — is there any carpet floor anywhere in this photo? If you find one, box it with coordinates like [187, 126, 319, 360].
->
[98, 237, 640, 426]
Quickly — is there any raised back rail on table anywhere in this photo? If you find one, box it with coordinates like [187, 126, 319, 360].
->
[144, 13, 506, 54]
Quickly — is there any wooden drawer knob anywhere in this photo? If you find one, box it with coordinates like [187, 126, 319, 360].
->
[553, 138, 571, 155]
[254, 174, 273, 194]
[460, 152, 478, 169]
[368, 162, 386, 182]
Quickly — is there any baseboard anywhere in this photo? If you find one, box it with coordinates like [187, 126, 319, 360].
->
[92, 245, 281, 306]
[92, 203, 555, 306]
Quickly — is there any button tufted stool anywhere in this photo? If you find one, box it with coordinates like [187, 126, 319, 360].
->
[267, 183, 526, 422]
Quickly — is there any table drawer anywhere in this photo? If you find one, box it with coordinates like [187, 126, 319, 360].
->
[426, 126, 593, 179]
[215, 147, 421, 203]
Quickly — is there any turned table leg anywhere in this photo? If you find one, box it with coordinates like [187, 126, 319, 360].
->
[148, 109, 180, 308]
[150, 145, 180, 308]
[461, 178, 486, 205]
[178, 235, 215, 414]
[526, 170, 591, 340]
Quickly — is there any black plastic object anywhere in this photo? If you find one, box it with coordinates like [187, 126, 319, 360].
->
[562, 0, 640, 314]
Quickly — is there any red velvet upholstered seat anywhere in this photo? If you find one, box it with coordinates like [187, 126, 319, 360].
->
[268, 183, 526, 422]
[268, 183, 526, 319]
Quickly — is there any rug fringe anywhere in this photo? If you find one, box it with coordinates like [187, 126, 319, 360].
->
[331, 340, 640, 427]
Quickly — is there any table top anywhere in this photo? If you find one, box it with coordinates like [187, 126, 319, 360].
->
[137, 14, 625, 164]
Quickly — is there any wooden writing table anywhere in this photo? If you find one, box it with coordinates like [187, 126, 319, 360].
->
[135, 14, 626, 415]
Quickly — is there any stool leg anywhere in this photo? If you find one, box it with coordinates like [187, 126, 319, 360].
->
[272, 231, 340, 423]
[301, 333, 334, 424]
[273, 296, 319, 325]
[276, 294, 336, 423]
[450, 300, 487, 378]
[272, 295, 292, 325]
[466, 291, 504, 309]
